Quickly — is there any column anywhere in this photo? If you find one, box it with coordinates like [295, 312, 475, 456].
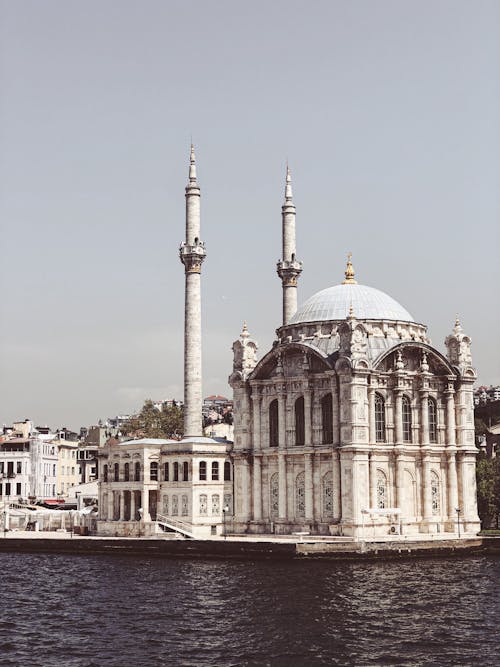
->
[253, 456, 262, 520]
[241, 459, 251, 520]
[251, 392, 261, 451]
[130, 490, 136, 521]
[107, 489, 114, 522]
[369, 455, 377, 510]
[142, 488, 151, 522]
[445, 390, 456, 447]
[278, 453, 287, 519]
[394, 390, 403, 445]
[368, 388, 375, 444]
[395, 454, 405, 510]
[278, 394, 286, 449]
[304, 453, 313, 520]
[332, 450, 341, 519]
[119, 492, 125, 521]
[420, 391, 429, 446]
[304, 388, 312, 447]
[422, 455, 432, 520]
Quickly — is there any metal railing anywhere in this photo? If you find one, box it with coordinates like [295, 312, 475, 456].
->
[156, 514, 194, 538]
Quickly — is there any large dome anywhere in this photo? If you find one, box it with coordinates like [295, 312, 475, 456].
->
[289, 283, 415, 324]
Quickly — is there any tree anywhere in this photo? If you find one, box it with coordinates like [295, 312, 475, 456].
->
[476, 453, 500, 529]
[121, 400, 184, 439]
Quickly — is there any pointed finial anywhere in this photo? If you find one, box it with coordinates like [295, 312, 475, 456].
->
[241, 321, 249, 339]
[420, 351, 429, 373]
[189, 144, 197, 182]
[348, 302, 355, 319]
[454, 314, 462, 334]
[285, 164, 293, 202]
[342, 252, 357, 284]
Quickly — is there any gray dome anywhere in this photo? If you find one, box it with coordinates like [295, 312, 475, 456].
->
[289, 283, 414, 324]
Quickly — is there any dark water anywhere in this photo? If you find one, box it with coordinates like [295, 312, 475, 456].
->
[0, 553, 498, 667]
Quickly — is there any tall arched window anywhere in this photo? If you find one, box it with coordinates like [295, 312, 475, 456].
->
[182, 461, 189, 481]
[402, 396, 412, 443]
[431, 471, 440, 515]
[199, 461, 207, 481]
[375, 394, 386, 442]
[321, 393, 333, 444]
[269, 400, 279, 447]
[114, 462, 119, 482]
[428, 398, 438, 443]
[199, 494, 207, 515]
[295, 471, 305, 517]
[150, 462, 158, 481]
[295, 396, 305, 446]
[224, 461, 231, 481]
[103, 464, 108, 482]
[322, 471, 333, 518]
[377, 471, 388, 509]
[173, 462, 179, 482]
[212, 461, 219, 480]
[164, 462, 169, 482]
[124, 462, 130, 481]
[134, 462, 141, 481]
[270, 473, 279, 517]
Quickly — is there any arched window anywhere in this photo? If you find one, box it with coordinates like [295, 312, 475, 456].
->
[124, 462, 130, 482]
[322, 471, 333, 518]
[199, 461, 207, 481]
[269, 400, 279, 447]
[150, 462, 158, 481]
[295, 396, 305, 446]
[199, 494, 207, 515]
[212, 461, 219, 481]
[375, 394, 386, 443]
[173, 462, 179, 482]
[224, 461, 231, 481]
[164, 462, 169, 482]
[211, 494, 220, 514]
[134, 462, 141, 481]
[295, 471, 305, 517]
[103, 464, 108, 482]
[181, 494, 188, 516]
[172, 495, 178, 516]
[321, 393, 333, 444]
[162, 495, 169, 515]
[182, 461, 189, 481]
[114, 462, 119, 482]
[377, 471, 387, 509]
[270, 473, 279, 517]
[431, 471, 440, 515]
[402, 396, 412, 443]
[428, 398, 438, 443]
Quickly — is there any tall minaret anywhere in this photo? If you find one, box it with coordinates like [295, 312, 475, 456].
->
[277, 165, 302, 324]
[179, 145, 206, 437]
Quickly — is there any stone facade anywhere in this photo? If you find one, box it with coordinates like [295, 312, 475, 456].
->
[228, 170, 480, 539]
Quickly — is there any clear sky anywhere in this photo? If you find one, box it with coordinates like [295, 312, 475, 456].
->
[1, 0, 499, 430]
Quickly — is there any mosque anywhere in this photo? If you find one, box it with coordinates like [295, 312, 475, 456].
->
[97, 149, 480, 539]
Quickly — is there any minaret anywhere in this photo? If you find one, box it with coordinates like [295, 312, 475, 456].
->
[277, 165, 302, 324]
[179, 145, 206, 437]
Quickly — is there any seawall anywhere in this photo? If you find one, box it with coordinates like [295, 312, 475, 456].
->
[0, 535, 497, 561]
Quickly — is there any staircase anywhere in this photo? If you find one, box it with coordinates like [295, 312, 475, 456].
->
[156, 514, 195, 539]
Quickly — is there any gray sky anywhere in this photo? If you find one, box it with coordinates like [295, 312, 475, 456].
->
[1, 0, 499, 430]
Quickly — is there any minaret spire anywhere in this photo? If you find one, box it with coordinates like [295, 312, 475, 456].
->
[277, 164, 302, 325]
[179, 145, 206, 437]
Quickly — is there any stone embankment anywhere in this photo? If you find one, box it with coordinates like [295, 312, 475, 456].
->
[0, 533, 497, 560]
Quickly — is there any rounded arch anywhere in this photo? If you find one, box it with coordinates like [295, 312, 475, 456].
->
[250, 342, 332, 380]
[295, 396, 305, 446]
[373, 342, 457, 376]
[376, 469, 388, 509]
[374, 393, 386, 443]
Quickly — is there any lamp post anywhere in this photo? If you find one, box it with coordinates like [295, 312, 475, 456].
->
[455, 507, 461, 538]
[222, 504, 229, 540]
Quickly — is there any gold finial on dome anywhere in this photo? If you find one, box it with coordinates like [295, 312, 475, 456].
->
[342, 252, 357, 285]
